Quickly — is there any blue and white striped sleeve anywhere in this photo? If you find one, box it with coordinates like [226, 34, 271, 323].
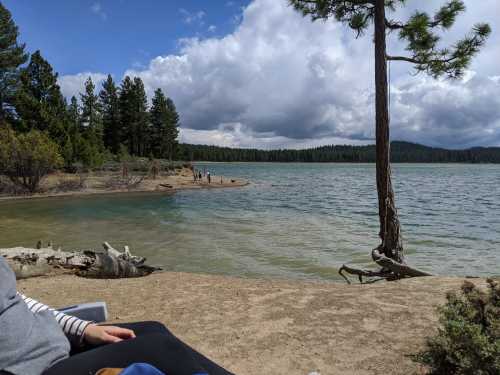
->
[18, 293, 92, 345]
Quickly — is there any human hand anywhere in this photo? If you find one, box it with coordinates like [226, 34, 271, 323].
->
[83, 324, 136, 345]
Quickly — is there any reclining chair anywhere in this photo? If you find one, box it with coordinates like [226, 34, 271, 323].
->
[59, 301, 108, 323]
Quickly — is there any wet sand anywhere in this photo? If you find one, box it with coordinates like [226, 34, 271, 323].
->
[18, 273, 485, 375]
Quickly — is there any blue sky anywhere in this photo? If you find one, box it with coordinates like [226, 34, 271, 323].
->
[4, 0, 500, 149]
[5, 0, 249, 77]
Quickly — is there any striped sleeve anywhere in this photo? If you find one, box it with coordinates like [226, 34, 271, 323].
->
[18, 293, 92, 345]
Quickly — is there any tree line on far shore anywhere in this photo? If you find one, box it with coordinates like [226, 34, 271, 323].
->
[0, 2, 180, 172]
[178, 141, 500, 163]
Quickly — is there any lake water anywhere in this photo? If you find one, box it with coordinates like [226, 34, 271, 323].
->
[0, 163, 499, 281]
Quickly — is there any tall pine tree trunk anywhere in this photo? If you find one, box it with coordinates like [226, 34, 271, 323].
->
[374, 0, 404, 263]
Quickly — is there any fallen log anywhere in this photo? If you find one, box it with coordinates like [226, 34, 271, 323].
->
[338, 246, 432, 284]
[1, 242, 160, 279]
[371, 247, 432, 278]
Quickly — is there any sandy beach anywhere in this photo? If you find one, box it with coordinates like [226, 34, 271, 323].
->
[17, 273, 487, 375]
[0, 167, 248, 201]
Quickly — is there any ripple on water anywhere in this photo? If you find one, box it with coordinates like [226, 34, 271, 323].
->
[0, 163, 499, 280]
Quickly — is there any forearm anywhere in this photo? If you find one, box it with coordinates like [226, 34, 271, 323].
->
[18, 293, 91, 344]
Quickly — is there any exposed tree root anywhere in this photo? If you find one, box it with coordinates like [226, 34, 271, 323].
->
[338, 246, 432, 284]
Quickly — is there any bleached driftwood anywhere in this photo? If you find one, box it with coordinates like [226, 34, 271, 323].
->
[338, 246, 432, 284]
[1, 242, 159, 279]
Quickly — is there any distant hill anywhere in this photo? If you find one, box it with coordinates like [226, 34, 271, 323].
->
[177, 141, 500, 163]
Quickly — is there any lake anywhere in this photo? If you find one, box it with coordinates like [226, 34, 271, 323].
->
[1, 163, 499, 281]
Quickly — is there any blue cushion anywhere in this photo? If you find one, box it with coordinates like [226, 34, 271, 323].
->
[120, 363, 165, 375]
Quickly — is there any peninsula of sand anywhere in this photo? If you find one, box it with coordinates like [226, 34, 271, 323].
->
[17, 273, 491, 375]
[0, 166, 248, 201]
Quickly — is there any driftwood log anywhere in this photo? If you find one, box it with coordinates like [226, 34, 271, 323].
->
[338, 246, 432, 284]
[1, 242, 160, 279]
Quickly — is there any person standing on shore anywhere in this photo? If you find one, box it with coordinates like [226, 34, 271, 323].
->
[207, 172, 211, 184]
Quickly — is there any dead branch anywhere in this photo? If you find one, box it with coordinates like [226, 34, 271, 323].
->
[1, 242, 160, 279]
[338, 246, 432, 284]
[338, 264, 391, 284]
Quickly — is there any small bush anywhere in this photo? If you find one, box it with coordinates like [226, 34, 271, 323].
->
[103, 174, 145, 190]
[0, 127, 63, 193]
[53, 174, 87, 192]
[414, 278, 500, 374]
[0, 176, 26, 195]
[99, 159, 188, 174]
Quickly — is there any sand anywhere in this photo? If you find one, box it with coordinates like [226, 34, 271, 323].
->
[17, 273, 485, 375]
[0, 168, 248, 201]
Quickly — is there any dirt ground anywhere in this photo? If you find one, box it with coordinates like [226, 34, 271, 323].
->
[17, 273, 483, 375]
[0, 168, 248, 201]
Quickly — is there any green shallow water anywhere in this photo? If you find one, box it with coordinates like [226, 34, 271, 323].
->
[0, 163, 499, 281]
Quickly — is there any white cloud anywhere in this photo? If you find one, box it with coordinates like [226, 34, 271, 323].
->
[58, 72, 108, 100]
[208, 25, 217, 33]
[90, 2, 107, 20]
[390, 74, 500, 148]
[179, 123, 371, 149]
[179, 8, 206, 26]
[132, 0, 500, 148]
[70, 0, 500, 149]
[230, 12, 243, 26]
[128, 0, 374, 141]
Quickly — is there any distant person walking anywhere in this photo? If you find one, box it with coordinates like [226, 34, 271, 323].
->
[198, 171, 202, 181]
[207, 171, 211, 184]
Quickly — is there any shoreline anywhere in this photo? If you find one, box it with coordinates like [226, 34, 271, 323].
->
[0, 169, 249, 202]
[17, 272, 489, 375]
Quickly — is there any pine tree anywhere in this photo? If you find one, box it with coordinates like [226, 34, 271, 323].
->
[150, 89, 180, 160]
[132, 77, 149, 157]
[0, 2, 28, 124]
[119, 76, 149, 157]
[99, 74, 121, 153]
[290, 0, 490, 280]
[118, 76, 135, 155]
[67, 96, 80, 133]
[165, 97, 180, 160]
[80, 77, 102, 136]
[80, 77, 104, 167]
[15, 51, 68, 147]
[64, 96, 81, 166]
[150, 88, 169, 158]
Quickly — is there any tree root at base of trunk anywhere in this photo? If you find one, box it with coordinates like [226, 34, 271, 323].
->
[338, 247, 432, 284]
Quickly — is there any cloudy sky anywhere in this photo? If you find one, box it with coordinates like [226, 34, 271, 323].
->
[6, 0, 500, 149]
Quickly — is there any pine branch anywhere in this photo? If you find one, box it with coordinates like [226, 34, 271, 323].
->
[289, 1, 375, 21]
[291, 0, 490, 78]
[290, 0, 376, 35]
[385, 18, 404, 30]
[387, 1, 465, 32]
[389, 23, 491, 79]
